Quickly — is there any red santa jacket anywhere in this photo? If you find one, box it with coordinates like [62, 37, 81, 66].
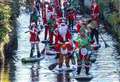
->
[91, 3, 100, 24]
[76, 21, 83, 33]
[30, 27, 40, 43]
[55, 33, 72, 52]
[91, 3, 100, 16]
[67, 11, 76, 21]
[57, 9, 63, 18]
[57, 30, 72, 43]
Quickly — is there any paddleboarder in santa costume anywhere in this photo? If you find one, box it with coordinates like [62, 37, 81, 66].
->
[29, 22, 41, 58]
[54, 20, 72, 70]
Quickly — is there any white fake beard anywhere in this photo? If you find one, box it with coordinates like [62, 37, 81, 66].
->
[59, 25, 68, 40]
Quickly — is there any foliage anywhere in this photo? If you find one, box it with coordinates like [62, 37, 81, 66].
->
[0, 3, 12, 41]
[107, 12, 120, 26]
[97, 0, 108, 12]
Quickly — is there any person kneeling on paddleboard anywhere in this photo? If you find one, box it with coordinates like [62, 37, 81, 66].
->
[75, 25, 91, 75]
[29, 22, 41, 58]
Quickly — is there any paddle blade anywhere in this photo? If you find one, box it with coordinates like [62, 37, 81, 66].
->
[71, 56, 76, 65]
[41, 40, 50, 44]
[105, 43, 109, 48]
[48, 63, 58, 70]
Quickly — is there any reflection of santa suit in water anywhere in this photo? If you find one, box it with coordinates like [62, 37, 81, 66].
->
[91, 2, 100, 24]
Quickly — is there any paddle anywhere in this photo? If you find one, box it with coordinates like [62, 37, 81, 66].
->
[48, 48, 76, 70]
[70, 48, 77, 65]
[41, 40, 50, 44]
[99, 33, 109, 48]
[48, 62, 58, 70]
[98, 24, 110, 48]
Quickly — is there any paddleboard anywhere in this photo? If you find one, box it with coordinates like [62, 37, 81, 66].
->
[21, 56, 44, 63]
[72, 74, 93, 81]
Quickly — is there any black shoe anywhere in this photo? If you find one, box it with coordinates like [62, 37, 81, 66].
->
[77, 67, 81, 75]
[66, 64, 70, 68]
[37, 51, 41, 58]
[85, 67, 90, 75]
[55, 55, 59, 59]
[30, 51, 33, 57]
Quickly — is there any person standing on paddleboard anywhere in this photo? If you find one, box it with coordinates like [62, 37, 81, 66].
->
[90, 0, 100, 25]
[75, 24, 92, 75]
[55, 20, 72, 70]
[67, 8, 76, 30]
[30, 8, 39, 26]
[87, 19, 100, 46]
[29, 22, 41, 58]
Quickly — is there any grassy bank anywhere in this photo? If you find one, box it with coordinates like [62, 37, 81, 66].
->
[0, 3, 12, 60]
[97, 0, 120, 54]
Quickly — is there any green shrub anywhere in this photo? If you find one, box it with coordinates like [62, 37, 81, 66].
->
[0, 3, 12, 41]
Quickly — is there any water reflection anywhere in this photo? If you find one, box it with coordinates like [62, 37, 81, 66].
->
[0, 63, 10, 82]
[57, 72, 71, 82]
[30, 62, 40, 82]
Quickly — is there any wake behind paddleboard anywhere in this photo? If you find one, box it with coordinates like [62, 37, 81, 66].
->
[21, 56, 44, 63]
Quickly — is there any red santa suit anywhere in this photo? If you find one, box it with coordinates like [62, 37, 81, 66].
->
[90, 2, 100, 24]
[54, 0, 61, 9]
[57, 9, 63, 18]
[44, 7, 54, 41]
[67, 10, 76, 22]
[54, 18, 63, 44]
[65, 41, 73, 55]
[67, 10, 76, 29]
[46, 6, 54, 21]
[41, 2, 47, 24]
[30, 25, 40, 43]
[55, 22, 72, 51]
[76, 20, 83, 33]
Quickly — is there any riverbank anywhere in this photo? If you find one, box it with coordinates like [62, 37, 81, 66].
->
[98, 0, 120, 55]
[0, 2, 12, 62]
[0, 0, 20, 62]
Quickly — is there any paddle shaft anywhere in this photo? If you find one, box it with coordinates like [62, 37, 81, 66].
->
[99, 33, 109, 48]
